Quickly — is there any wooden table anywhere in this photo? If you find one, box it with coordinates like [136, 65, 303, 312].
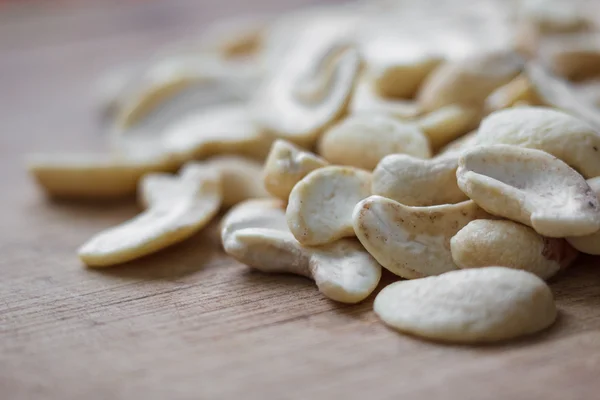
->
[2, 1, 600, 399]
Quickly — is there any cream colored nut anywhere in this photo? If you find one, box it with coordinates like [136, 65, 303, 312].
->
[262, 139, 328, 201]
[317, 114, 431, 170]
[252, 40, 361, 147]
[451, 219, 578, 280]
[416, 105, 481, 150]
[27, 153, 175, 200]
[349, 79, 420, 120]
[287, 166, 371, 245]
[538, 33, 600, 81]
[198, 15, 268, 58]
[221, 199, 381, 303]
[476, 106, 600, 178]
[457, 144, 600, 237]
[372, 153, 467, 206]
[436, 130, 479, 156]
[353, 196, 491, 279]
[484, 74, 542, 113]
[370, 54, 442, 99]
[374, 267, 557, 343]
[416, 51, 523, 113]
[567, 177, 600, 254]
[79, 164, 222, 267]
[163, 103, 273, 163]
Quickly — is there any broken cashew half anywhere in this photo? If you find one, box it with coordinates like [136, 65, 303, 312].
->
[484, 74, 542, 113]
[451, 219, 578, 280]
[567, 177, 600, 254]
[79, 164, 221, 267]
[415, 105, 481, 150]
[318, 114, 431, 170]
[457, 144, 600, 237]
[221, 199, 381, 303]
[262, 139, 328, 201]
[374, 267, 557, 343]
[348, 78, 420, 120]
[287, 166, 371, 245]
[372, 153, 468, 206]
[353, 196, 492, 279]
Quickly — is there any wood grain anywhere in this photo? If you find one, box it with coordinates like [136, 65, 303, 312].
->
[1, 1, 600, 399]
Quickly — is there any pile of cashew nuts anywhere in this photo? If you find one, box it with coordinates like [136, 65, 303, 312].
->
[27, 0, 600, 343]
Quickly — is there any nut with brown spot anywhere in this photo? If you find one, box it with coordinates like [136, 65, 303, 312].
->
[567, 177, 600, 254]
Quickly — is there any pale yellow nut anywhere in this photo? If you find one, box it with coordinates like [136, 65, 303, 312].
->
[451, 219, 578, 280]
[416, 105, 481, 150]
[349, 78, 421, 120]
[484, 74, 542, 113]
[353, 196, 491, 279]
[374, 267, 557, 343]
[252, 39, 361, 147]
[476, 106, 600, 178]
[79, 164, 222, 267]
[262, 139, 328, 201]
[370, 54, 442, 99]
[27, 153, 175, 200]
[372, 153, 467, 206]
[287, 166, 371, 246]
[457, 144, 600, 237]
[537, 33, 600, 82]
[318, 114, 431, 170]
[436, 130, 479, 156]
[416, 51, 523, 113]
[567, 177, 600, 254]
[162, 103, 273, 163]
[221, 199, 381, 303]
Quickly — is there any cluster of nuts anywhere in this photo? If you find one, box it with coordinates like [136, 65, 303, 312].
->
[27, 0, 600, 344]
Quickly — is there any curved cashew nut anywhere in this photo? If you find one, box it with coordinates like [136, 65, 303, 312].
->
[374, 267, 557, 343]
[537, 33, 600, 82]
[457, 144, 600, 237]
[221, 199, 381, 303]
[567, 177, 600, 254]
[318, 114, 431, 170]
[476, 106, 600, 178]
[484, 74, 541, 113]
[353, 195, 492, 279]
[79, 164, 222, 267]
[287, 166, 371, 245]
[348, 79, 421, 120]
[262, 139, 328, 200]
[416, 105, 481, 150]
[451, 219, 578, 280]
[372, 153, 468, 206]
[436, 130, 479, 156]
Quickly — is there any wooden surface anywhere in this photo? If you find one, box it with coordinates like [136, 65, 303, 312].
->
[2, 1, 600, 399]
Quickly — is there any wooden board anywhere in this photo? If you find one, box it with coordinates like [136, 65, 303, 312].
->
[1, 1, 600, 399]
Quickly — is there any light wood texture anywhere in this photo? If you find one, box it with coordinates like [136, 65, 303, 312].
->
[2, 1, 600, 399]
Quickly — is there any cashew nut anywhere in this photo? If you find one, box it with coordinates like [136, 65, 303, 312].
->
[475, 106, 600, 178]
[353, 196, 491, 279]
[537, 33, 600, 82]
[416, 105, 481, 150]
[317, 114, 431, 170]
[262, 139, 328, 201]
[221, 199, 381, 303]
[457, 144, 600, 237]
[484, 74, 542, 113]
[567, 177, 600, 254]
[79, 164, 221, 267]
[287, 166, 371, 245]
[374, 267, 557, 343]
[348, 78, 420, 120]
[436, 130, 479, 156]
[451, 219, 578, 280]
[198, 15, 268, 58]
[372, 153, 468, 206]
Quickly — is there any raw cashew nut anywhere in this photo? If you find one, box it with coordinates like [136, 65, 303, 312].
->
[436, 130, 479, 156]
[198, 15, 268, 58]
[287, 166, 371, 245]
[451, 219, 578, 280]
[317, 114, 431, 170]
[27, 153, 176, 200]
[374, 267, 557, 343]
[457, 144, 600, 237]
[353, 196, 491, 279]
[372, 153, 468, 206]
[484, 74, 541, 113]
[416, 51, 523, 113]
[252, 39, 360, 147]
[221, 199, 381, 303]
[537, 33, 600, 81]
[476, 106, 600, 178]
[348, 79, 420, 119]
[79, 164, 222, 267]
[567, 177, 600, 254]
[163, 104, 273, 162]
[262, 139, 328, 200]
[416, 105, 481, 150]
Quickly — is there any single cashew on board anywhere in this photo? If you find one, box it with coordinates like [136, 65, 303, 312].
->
[457, 144, 600, 237]
[374, 267, 557, 343]
[451, 219, 578, 280]
[79, 164, 222, 267]
[221, 199, 381, 303]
